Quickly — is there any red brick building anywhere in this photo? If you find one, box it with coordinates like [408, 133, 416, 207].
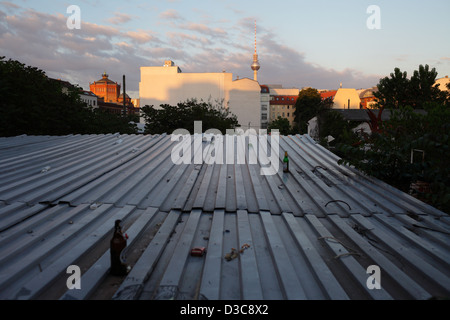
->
[89, 72, 121, 104]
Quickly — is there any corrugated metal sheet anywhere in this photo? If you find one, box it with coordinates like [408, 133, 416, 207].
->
[0, 133, 449, 300]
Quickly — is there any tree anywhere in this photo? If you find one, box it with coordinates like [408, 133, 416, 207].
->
[141, 98, 239, 134]
[318, 110, 359, 146]
[293, 88, 322, 133]
[410, 65, 448, 108]
[374, 67, 410, 109]
[267, 117, 292, 135]
[337, 104, 450, 214]
[337, 65, 450, 213]
[293, 88, 335, 136]
[0, 57, 137, 136]
[374, 64, 448, 110]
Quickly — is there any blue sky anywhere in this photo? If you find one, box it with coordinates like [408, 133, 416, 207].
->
[1, 0, 449, 98]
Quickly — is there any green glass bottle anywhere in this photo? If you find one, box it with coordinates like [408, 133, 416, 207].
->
[283, 151, 289, 173]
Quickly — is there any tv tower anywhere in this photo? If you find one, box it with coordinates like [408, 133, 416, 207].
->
[251, 20, 260, 82]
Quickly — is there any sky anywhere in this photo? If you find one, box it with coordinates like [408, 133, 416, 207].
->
[1, 0, 449, 99]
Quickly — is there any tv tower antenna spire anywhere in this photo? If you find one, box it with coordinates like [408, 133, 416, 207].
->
[251, 20, 260, 82]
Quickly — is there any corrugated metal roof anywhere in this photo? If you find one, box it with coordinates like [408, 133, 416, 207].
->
[0, 133, 449, 300]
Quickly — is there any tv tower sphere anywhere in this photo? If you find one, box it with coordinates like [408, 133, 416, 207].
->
[251, 58, 260, 71]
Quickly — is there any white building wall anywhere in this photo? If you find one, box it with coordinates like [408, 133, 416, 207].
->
[80, 92, 98, 109]
[332, 88, 361, 109]
[229, 78, 262, 130]
[269, 87, 300, 96]
[260, 92, 270, 129]
[139, 62, 261, 130]
[139, 65, 231, 108]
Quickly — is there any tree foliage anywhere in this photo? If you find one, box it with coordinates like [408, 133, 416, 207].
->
[293, 88, 323, 133]
[0, 57, 137, 136]
[374, 64, 448, 109]
[338, 104, 450, 213]
[337, 63, 450, 213]
[292, 87, 358, 144]
[267, 116, 293, 135]
[318, 110, 360, 146]
[141, 99, 239, 134]
[293, 88, 337, 135]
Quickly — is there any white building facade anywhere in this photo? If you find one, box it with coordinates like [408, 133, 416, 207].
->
[332, 88, 361, 109]
[80, 90, 98, 109]
[139, 61, 262, 130]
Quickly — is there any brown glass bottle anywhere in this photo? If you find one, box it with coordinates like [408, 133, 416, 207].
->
[110, 219, 129, 276]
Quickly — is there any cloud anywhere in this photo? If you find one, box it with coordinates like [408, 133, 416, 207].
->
[180, 22, 227, 38]
[0, 5, 381, 99]
[167, 31, 212, 48]
[0, 1, 19, 11]
[159, 9, 184, 21]
[174, 18, 381, 90]
[0, 6, 148, 92]
[107, 12, 133, 25]
[125, 30, 157, 44]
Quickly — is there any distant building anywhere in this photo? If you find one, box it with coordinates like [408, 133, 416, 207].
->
[118, 93, 132, 107]
[320, 90, 337, 101]
[89, 72, 121, 104]
[260, 85, 270, 129]
[131, 98, 140, 109]
[139, 60, 262, 130]
[359, 87, 378, 109]
[332, 88, 361, 109]
[50, 78, 98, 109]
[80, 90, 98, 109]
[268, 86, 299, 127]
[435, 75, 450, 92]
[97, 100, 139, 116]
[49, 78, 76, 94]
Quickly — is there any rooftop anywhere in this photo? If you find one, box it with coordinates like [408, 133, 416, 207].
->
[91, 72, 117, 85]
[0, 133, 449, 300]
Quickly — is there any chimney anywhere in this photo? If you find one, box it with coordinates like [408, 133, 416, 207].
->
[123, 75, 126, 116]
